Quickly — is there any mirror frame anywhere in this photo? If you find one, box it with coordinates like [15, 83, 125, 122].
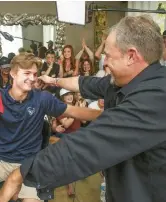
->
[0, 13, 66, 53]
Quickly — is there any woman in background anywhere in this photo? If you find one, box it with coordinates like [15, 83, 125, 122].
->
[75, 38, 94, 74]
[0, 56, 12, 89]
[80, 58, 94, 76]
[61, 45, 78, 77]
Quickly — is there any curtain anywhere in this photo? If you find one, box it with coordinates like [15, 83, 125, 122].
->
[43, 25, 57, 48]
[0, 25, 23, 57]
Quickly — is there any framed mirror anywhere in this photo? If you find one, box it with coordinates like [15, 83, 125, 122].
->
[0, 13, 66, 57]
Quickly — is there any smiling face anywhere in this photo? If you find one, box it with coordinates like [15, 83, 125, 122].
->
[63, 92, 74, 104]
[46, 53, 55, 64]
[98, 99, 104, 108]
[63, 47, 72, 59]
[1, 67, 10, 76]
[11, 64, 38, 92]
[83, 60, 91, 72]
[104, 31, 139, 86]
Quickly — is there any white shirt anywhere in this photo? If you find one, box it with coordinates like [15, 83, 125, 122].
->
[95, 70, 107, 78]
[99, 54, 106, 70]
[88, 101, 100, 110]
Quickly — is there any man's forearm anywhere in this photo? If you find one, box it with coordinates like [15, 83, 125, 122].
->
[38, 75, 80, 92]
[57, 77, 80, 92]
[65, 106, 102, 121]
[78, 108, 102, 121]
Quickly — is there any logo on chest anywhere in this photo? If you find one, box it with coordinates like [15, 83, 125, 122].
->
[27, 107, 35, 116]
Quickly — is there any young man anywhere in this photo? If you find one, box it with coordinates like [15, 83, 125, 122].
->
[40, 50, 63, 78]
[40, 50, 63, 95]
[2, 15, 166, 202]
[0, 53, 101, 202]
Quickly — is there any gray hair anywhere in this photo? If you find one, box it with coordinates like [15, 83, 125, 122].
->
[109, 15, 163, 64]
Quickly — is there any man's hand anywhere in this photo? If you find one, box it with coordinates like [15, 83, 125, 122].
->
[38, 75, 56, 86]
[0, 168, 23, 202]
[33, 79, 45, 89]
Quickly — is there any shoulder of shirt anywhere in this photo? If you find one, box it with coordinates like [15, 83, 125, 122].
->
[119, 64, 166, 97]
[0, 87, 7, 95]
[39, 90, 57, 100]
[0, 87, 3, 92]
[122, 79, 166, 100]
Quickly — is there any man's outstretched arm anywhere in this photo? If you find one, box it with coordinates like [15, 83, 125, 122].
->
[64, 105, 102, 121]
[38, 75, 110, 100]
[38, 75, 80, 92]
[1, 86, 166, 201]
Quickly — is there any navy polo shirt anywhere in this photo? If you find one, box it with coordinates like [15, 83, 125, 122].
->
[0, 86, 67, 163]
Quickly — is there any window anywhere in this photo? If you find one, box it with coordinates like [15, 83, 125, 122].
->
[43, 25, 57, 48]
[127, 2, 166, 33]
[0, 25, 23, 57]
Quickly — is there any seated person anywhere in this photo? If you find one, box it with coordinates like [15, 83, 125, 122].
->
[57, 88, 81, 134]
[40, 50, 63, 94]
[80, 59, 94, 76]
[75, 38, 94, 74]
[0, 56, 12, 89]
[50, 117, 65, 141]
[57, 88, 83, 196]
[40, 50, 63, 78]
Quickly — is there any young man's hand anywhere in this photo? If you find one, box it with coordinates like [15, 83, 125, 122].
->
[56, 125, 66, 133]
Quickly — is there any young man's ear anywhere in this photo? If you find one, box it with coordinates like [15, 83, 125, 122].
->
[10, 69, 15, 79]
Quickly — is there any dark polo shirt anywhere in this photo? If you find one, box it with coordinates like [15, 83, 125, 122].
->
[0, 87, 67, 163]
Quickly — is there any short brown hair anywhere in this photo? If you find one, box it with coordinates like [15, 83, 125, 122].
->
[110, 14, 163, 64]
[10, 53, 42, 72]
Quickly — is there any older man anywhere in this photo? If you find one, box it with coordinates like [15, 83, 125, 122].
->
[1, 15, 166, 202]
